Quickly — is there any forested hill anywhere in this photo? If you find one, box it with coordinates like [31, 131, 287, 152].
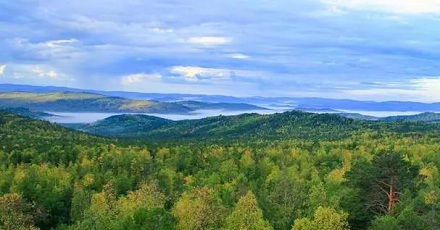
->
[0, 107, 55, 119]
[2, 111, 440, 230]
[381, 112, 440, 122]
[79, 111, 440, 142]
[0, 111, 110, 163]
[0, 92, 266, 114]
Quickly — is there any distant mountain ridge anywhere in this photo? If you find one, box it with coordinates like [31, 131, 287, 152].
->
[0, 91, 266, 114]
[2, 83, 440, 111]
[381, 112, 440, 122]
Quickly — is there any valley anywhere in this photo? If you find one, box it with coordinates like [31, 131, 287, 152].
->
[2, 1, 440, 229]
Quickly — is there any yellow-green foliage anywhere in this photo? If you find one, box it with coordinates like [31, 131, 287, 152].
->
[292, 206, 349, 230]
[0, 92, 103, 102]
[1, 112, 440, 230]
[119, 100, 153, 111]
[224, 191, 273, 230]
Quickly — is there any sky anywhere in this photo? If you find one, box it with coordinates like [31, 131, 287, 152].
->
[0, 0, 440, 102]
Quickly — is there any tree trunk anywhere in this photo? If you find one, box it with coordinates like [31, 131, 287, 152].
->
[387, 177, 396, 213]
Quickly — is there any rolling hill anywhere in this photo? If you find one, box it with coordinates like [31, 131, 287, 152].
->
[380, 112, 440, 122]
[76, 111, 440, 142]
[0, 107, 56, 119]
[3, 84, 440, 112]
[80, 114, 173, 136]
[2, 100, 440, 230]
[0, 111, 109, 157]
[0, 92, 267, 114]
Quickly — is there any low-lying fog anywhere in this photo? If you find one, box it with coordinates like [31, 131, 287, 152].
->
[44, 109, 281, 123]
[44, 109, 426, 124]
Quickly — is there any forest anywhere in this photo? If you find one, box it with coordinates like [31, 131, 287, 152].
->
[78, 111, 440, 142]
[0, 92, 264, 114]
[1, 110, 440, 230]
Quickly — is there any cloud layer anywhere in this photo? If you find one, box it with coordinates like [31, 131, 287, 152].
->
[0, 0, 440, 101]
[322, 0, 440, 14]
[0, 65, 5, 75]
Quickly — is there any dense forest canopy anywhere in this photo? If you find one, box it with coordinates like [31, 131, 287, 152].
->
[78, 111, 440, 143]
[1, 111, 440, 230]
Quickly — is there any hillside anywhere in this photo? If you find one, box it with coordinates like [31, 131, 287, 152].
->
[4, 84, 440, 112]
[81, 114, 172, 136]
[0, 92, 266, 114]
[0, 107, 55, 119]
[380, 112, 440, 122]
[2, 111, 440, 229]
[0, 111, 108, 161]
[78, 111, 440, 142]
[292, 98, 440, 111]
[335, 112, 379, 120]
[177, 100, 268, 111]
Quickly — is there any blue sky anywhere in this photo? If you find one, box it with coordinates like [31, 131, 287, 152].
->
[0, 0, 440, 101]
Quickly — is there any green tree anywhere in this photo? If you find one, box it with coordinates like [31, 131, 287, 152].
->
[292, 206, 349, 230]
[396, 207, 429, 230]
[0, 193, 39, 230]
[70, 183, 90, 223]
[264, 167, 307, 230]
[76, 182, 117, 230]
[10, 164, 72, 228]
[173, 187, 226, 230]
[420, 164, 440, 230]
[368, 216, 399, 230]
[224, 191, 273, 230]
[122, 207, 176, 230]
[344, 152, 419, 228]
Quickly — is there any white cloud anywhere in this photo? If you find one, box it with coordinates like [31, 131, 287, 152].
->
[344, 77, 440, 102]
[322, 0, 440, 14]
[170, 66, 234, 82]
[169, 66, 263, 83]
[187, 36, 231, 46]
[45, 39, 78, 47]
[151, 27, 174, 33]
[8, 38, 82, 62]
[0, 65, 5, 75]
[47, 70, 58, 78]
[411, 78, 440, 100]
[0, 64, 73, 84]
[229, 53, 250, 59]
[315, 5, 347, 16]
[121, 73, 162, 84]
[31, 66, 59, 78]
